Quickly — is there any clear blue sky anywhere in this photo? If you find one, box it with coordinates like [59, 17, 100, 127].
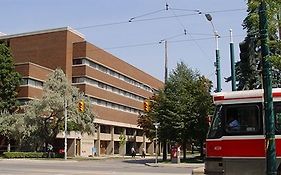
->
[1, 0, 247, 91]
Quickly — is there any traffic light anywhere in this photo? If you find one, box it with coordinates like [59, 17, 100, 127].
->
[143, 100, 150, 112]
[78, 100, 85, 112]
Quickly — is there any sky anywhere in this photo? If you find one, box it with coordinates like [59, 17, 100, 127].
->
[1, 0, 248, 91]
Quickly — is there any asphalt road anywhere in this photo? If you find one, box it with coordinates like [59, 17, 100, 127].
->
[0, 158, 195, 175]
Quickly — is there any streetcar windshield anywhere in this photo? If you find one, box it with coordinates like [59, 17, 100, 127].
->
[207, 103, 262, 138]
[224, 104, 261, 134]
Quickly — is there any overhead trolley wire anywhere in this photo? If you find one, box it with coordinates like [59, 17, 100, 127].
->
[166, 2, 213, 64]
[129, 8, 166, 22]
[74, 7, 246, 31]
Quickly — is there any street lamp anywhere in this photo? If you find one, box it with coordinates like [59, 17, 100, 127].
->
[205, 13, 221, 92]
[64, 98, 68, 160]
[153, 122, 160, 164]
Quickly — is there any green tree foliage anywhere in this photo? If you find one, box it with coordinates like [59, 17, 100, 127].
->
[138, 62, 213, 159]
[235, 0, 281, 89]
[0, 111, 28, 151]
[24, 69, 96, 150]
[0, 44, 21, 113]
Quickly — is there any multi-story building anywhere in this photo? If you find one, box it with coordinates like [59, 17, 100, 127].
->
[0, 27, 163, 157]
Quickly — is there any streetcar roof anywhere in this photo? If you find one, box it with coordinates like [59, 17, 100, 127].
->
[213, 88, 281, 105]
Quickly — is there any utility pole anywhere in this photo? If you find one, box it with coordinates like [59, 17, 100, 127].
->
[163, 40, 168, 161]
[259, 1, 277, 174]
[164, 40, 168, 83]
[229, 29, 236, 91]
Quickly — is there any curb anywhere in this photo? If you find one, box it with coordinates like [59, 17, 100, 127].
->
[145, 162, 204, 168]
[192, 167, 204, 175]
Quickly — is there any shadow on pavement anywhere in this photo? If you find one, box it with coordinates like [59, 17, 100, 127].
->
[123, 158, 157, 165]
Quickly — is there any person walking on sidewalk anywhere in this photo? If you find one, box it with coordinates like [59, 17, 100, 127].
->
[131, 147, 136, 158]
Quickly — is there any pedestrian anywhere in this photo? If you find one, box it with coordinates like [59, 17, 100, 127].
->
[141, 147, 146, 158]
[47, 143, 53, 158]
[131, 147, 135, 158]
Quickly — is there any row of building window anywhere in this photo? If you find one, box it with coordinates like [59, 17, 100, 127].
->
[100, 125, 143, 136]
[19, 78, 142, 114]
[21, 78, 43, 88]
[89, 96, 141, 115]
[72, 77, 146, 102]
[73, 58, 154, 93]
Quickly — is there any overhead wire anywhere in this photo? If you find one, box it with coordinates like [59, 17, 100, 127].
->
[74, 7, 244, 31]
[104, 34, 245, 50]
[129, 8, 166, 22]
[165, 2, 213, 64]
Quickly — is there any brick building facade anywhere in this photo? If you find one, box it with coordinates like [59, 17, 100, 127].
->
[0, 27, 163, 157]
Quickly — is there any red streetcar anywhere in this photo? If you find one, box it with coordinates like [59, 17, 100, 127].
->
[205, 88, 281, 175]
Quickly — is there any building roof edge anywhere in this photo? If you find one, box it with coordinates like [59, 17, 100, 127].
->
[0, 26, 85, 40]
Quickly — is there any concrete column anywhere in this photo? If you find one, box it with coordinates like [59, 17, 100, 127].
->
[94, 124, 101, 156]
[107, 126, 114, 155]
[74, 138, 77, 157]
[133, 129, 137, 150]
[147, 142, 154, 155]
[68, 139, 75, 157]
[140, 133, 146, 153]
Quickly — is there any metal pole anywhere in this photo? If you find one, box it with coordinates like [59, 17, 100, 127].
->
[164, 40, 168, 83]
[163, 40, 168, 161]
[205, 13, 222, 92]
[259, 1, 276, 174]
[155, 127, 158, 164]
[229, 29, 236, 91]
[153, 122, 159, 164]
[215, 31, 221, 92]
[64, 98, 68, 160]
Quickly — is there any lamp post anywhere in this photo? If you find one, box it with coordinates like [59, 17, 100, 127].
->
[153, 122, 160, 164]
[64, 98, 68, 160]
[205, 13, 221, 92]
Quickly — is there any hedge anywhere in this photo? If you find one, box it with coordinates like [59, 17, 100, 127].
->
[3, 152, 47, 158]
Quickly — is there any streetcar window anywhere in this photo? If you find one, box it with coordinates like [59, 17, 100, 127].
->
[207, 106, 223, 139]
[274, 104, 281, 132]
[224, 104, 260, 134]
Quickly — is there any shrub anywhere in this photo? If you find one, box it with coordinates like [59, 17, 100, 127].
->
[3, 152, 47, 158]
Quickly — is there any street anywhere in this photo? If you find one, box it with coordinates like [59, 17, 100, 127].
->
[0, 158, 199, 175]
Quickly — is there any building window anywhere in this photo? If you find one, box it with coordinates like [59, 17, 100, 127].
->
[126, 128, 134, 136]
[114, 127, 123, 134]
[136, 130, 143, 136]
[100, 125, 110, 133]
[76, 57, 157, 93]
[73, 59, 82, 65]
[21, 78, 43, 88]
[88, 96, 141, 114]
[17, 99, 30, 105]
[76, 77, 144, 102]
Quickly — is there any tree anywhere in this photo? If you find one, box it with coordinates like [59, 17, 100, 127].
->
[24, 68, 96, 151]
[119, 132, 126, 157]
[235, 0, 281, 89]
[190, 76, 213, 156]
[0, 43, 21, 113]
[0, 111, 28, 151]
[138, 62, 213, 160]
